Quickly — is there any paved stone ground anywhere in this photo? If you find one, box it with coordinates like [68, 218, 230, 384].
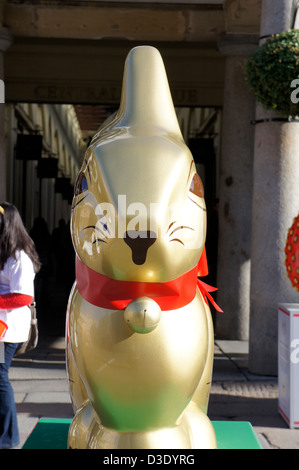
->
[210, 341, 299, 449]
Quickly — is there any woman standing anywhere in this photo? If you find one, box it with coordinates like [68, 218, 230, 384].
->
[0, 202, 40, 448]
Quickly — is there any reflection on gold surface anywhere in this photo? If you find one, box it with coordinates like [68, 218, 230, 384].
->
[66, 46, 216, 449]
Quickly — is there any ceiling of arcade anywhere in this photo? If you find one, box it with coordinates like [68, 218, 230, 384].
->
[2, 0, 261, 108]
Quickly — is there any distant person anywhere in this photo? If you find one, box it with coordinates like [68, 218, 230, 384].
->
[30, 217, 52, 307]
[206, 198, 219, 286]
[0, 202, 40, 448]
[52, 219, 66, 283]
[206, 198, 219, 326]
[61, 221, 75, 297]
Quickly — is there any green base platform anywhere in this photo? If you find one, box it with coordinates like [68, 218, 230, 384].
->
[22, 418, 262, 449]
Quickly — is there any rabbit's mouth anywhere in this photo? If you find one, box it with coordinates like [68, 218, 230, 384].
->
[124, 230, 157, 265]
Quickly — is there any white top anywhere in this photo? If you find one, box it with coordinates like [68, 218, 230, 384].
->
[0, 250, 35, 343]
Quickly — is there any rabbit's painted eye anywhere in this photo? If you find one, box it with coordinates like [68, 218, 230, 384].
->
[189, 173, 204, 198]
[74, 172, 88, 196]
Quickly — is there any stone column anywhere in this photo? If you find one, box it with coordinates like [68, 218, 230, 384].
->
[249, 0, 299, 375]
[0, 27, 13, 202]
[216, 33, 258, 340]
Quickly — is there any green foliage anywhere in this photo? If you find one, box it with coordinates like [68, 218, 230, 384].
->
[246, 29, 299, 118]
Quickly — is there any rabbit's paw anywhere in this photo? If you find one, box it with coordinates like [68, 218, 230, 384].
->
[181, 401, 217, 449]
[67, 402, 101, 449]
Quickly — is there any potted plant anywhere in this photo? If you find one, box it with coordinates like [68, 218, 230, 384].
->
[246, 29, 299, 119]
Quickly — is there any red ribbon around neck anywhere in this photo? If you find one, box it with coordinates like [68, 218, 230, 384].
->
[75, 247, 223, 312]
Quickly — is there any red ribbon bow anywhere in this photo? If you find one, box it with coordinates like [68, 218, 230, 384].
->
[196, 246, 223, 313]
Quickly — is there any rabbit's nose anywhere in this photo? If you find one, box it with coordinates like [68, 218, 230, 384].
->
[124, 230, 157, 265]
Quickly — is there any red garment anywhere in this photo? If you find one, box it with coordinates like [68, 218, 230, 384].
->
[0, 293, 33, 309]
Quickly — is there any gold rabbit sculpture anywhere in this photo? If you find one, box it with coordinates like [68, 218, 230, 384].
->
[66, 46, 221, 449]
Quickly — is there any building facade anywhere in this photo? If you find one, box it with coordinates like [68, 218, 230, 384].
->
[5, 102, 84, 231]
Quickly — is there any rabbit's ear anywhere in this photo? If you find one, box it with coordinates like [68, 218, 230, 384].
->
[116, 46, 183, 139]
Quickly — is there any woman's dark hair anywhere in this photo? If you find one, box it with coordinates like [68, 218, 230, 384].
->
[0, 202, 41, 273]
